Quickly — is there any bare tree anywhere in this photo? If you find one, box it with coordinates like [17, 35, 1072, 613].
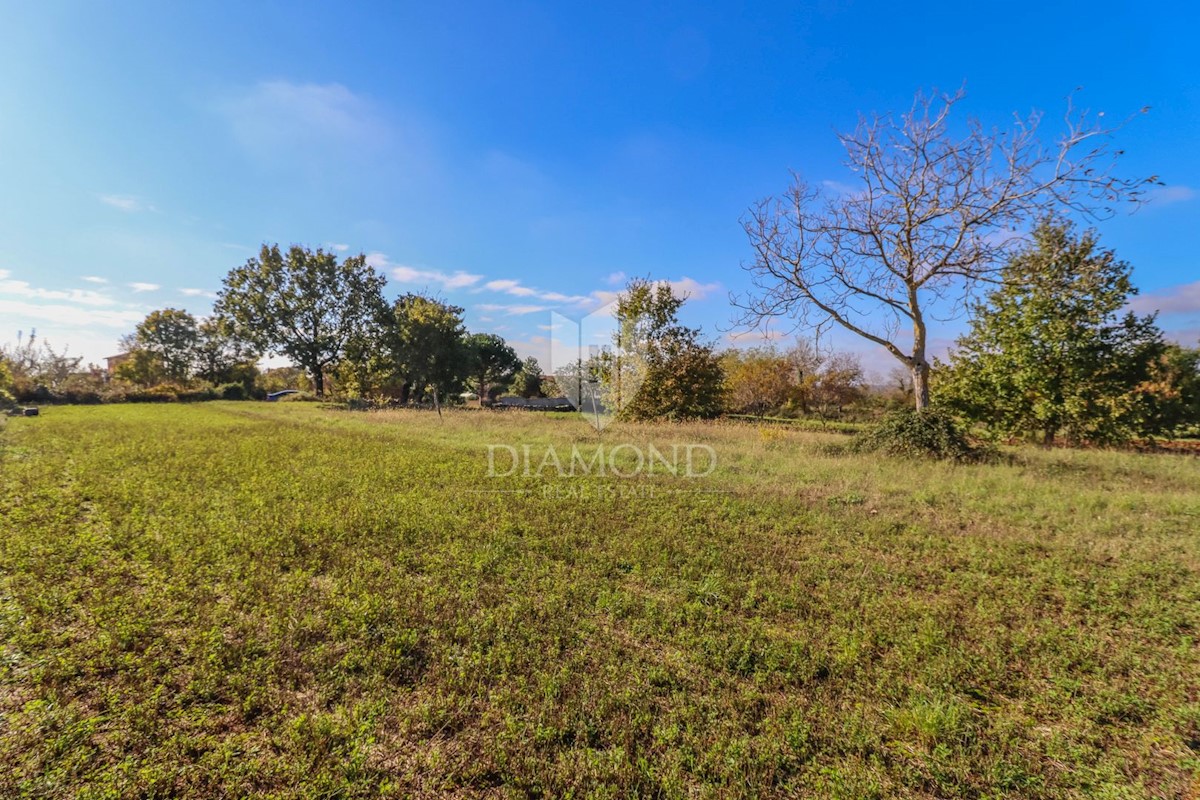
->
[738, 88, 1155, 410]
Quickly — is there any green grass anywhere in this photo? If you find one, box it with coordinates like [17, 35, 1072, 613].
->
[2, 403, 1199, 798]
[722, 414, 865, 434]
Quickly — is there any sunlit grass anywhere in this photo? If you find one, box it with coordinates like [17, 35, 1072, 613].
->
[2, 403, 1198, 798]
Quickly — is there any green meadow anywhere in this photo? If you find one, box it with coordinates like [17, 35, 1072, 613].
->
[1, 403, 1198, 798]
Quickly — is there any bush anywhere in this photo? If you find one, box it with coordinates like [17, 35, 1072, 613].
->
[177, 387, 218, 402]
[58, 388, 102, 404]
[126, 385, 181, 403]
[14, 382, 52, 404]
[854, 408, 989, 462]
[218, 383, 248, 400]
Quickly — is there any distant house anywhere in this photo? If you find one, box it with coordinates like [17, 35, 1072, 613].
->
[493, 396, 576, 411]
[104, 353, 130, 378]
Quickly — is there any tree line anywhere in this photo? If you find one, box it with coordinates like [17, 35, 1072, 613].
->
[6, 88, 1199, 445]
[114, 245, 539, 409]
[4, 224, 1198, 446]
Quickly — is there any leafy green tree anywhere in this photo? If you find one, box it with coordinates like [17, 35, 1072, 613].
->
[260, 366, 310, 393]
[384, 293, 470, 413]
[334, 328, 393, 400]
[510, 356, 545, 398]
[215, 245, 386, 396]
[465, 333, 521, 403]
[612, 278, 726, 420]
[0, 356, 14, 407]
[114, 348, 166, 387]
[129, 308, 199, 382]
[938, 222, 1165, 445]
[193, 317, 258, 386]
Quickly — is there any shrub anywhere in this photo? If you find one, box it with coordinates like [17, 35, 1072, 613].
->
[177, 387, 218, 402]
[0, 360, 16, 408]
[126, 385, 181, 403]
[14, 381, 52, 404]
[99, 383, 130, 403]
[218, 383, 248, 401]
[854, 408, 989, 462]
[58, 388, 102, 404]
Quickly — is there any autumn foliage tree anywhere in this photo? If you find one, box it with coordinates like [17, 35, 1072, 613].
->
[611, 279, 725, 421]
[722, 341, 865, 418]
[721, 346, 799, 416]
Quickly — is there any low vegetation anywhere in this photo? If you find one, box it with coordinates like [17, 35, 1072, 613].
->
[853, 408, 991, 463]
[3, 404, 1198, 797]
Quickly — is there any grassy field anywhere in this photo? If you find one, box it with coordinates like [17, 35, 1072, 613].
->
[1, 403, 1199, 798]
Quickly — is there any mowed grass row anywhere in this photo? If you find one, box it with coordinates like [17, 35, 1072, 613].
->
[1, 404, 1198, 799]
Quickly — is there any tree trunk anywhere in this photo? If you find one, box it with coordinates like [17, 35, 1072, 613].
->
[313, 368, 325, 397]
[910, 292, 931, 411]
[912, 361, 930, 411]
[433, 388, 442, 419]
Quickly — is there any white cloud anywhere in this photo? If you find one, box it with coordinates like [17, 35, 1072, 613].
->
[1129, 280, 1200, 315]
[396, 266, 482, 290]
[484, 278, 527, 294]
[587, 289, 621, 307]
[81, 275, 108, 284]
[330, 243, 350, 252]
[128, 282, 160, 293]
[1146, 185, 1197, 207]
[605, 271, 627, 286]
[477, 303, 549, 316]
[180, 288, 218, 299]
[484, 279, 532, 295]
[218, 80, 387, 159]
[0, 275, 115, 307]
[0, 299, 143, 329]
[726, 328, 788, 344]
[540, 291, 590, 303]
[1166, 327, 1200, 346]
[366, 252, 482, 291]
[0, 273, 163, 365]
[99, 194, 154, 212]
[482, 277, 590, 305]
[505, 335, 557, 366]
[565, 277, 719, 313]
[668, 277, 721, 301]
[821, 179, 858, 197]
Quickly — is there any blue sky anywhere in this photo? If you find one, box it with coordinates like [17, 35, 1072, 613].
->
[1, 1, 1197, 377]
